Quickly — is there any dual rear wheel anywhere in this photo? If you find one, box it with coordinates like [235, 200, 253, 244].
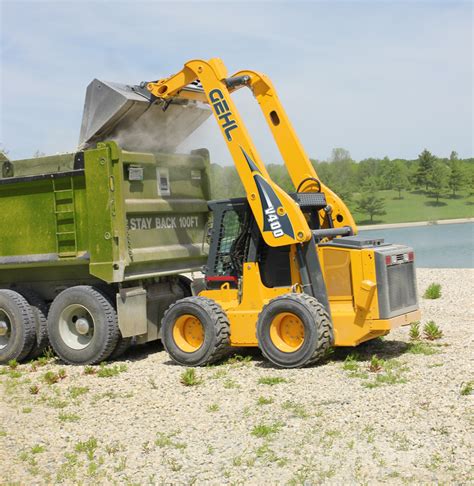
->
[0, 286, 129, 365]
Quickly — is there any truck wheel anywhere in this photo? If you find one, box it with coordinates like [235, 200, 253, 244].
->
[161, 296, 230, 366]
[47, 286, 120, 365]
[19, 289, 49, 360]
[0, 290, 36, 363]
[257, 293, 333, 368]
[109, 336, 133, 360]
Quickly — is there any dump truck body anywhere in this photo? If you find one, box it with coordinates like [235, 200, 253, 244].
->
[0, 142, 210, 344]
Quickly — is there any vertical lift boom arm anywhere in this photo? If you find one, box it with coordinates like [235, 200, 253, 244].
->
[146, 58, 356, 250]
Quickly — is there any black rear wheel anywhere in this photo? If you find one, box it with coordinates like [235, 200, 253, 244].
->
[257, 293, 333, 368]
[0, 289, 36, 363]
[47, 286, 120, 365]
[161, 296, 230, 366]
[20, 289, 49, 360]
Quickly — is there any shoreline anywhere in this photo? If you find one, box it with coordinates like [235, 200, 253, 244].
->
[358, 217, 474, 231]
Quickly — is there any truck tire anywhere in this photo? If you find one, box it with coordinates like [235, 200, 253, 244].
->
[0, 289, 36, 363]
[257, 293, 333, 368]
[161, 296, 230, 366]
[47, 286, 120, 365]
[19, 289, 50, 360]
[109, 336, 133, 360]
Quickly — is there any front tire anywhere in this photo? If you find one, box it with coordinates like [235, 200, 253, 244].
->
[47, 286, 120, 365]
[0, 290, 36, 363]
[257, 293, 333, 368]
[161, 296, 230, 366]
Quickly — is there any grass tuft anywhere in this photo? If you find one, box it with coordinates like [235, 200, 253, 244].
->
[368, 355, 384, 373]
[406, 342, 438, 355]
[8, 359, 19, 369]
[423, 321, 443, 340]
[180, 368, 202, 386]
[460, 381, 473, 396]
[97, 363, 127, 378]
[42, 369, 66, 385]
[29, 384, 40, 395]
[258, 376, 287, 386]
[257, 396, 274, 406]
[423, 283, 441, 299]
[251, 422, 283, 438]
[409, 321, 421, 341]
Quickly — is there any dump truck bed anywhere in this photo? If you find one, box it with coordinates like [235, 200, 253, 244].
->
[0, 142, 210, 287]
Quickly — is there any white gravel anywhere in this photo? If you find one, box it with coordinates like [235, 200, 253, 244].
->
[2, 268, 473, 485]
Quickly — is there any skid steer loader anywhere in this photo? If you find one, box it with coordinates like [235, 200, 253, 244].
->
[142, 58, 420, 368]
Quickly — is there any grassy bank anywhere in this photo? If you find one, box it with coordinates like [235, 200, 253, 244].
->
[352, 189, 474, 225]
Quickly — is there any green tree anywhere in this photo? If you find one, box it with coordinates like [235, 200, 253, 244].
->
[356, 192, 386, 223]
[448, 151, 464, 197]
[430, 161, 449, 203]
[415, 149, 436, 191]
[387, 160, 410, 198]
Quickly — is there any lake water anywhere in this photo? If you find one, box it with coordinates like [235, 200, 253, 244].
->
[359, 222, 474, 268]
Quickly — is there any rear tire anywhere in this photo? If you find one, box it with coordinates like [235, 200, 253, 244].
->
[257, 293, 333, 368]
[161, 296, 230, 366]
[109, 336, 133, 360]
[0, 290, 36, 363]
[47, 286, 120, 365]
[20, 289, 49, 360]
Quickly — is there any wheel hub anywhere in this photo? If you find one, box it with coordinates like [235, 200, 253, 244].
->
[0, 320, 8, 336]
[270, 312, 305, 353]
[75, 317, 91, 335]
[173, 314, 204, 353]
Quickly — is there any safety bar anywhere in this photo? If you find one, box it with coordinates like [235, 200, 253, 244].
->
[312, 226, 353, 240]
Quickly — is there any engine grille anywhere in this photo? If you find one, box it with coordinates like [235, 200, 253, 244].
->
[375, 246, 419, 319]
[387, 263, 417, 312]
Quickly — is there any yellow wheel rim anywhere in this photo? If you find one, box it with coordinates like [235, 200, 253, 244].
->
[269, 312, 305, 352]
[172, 314, 204, 352]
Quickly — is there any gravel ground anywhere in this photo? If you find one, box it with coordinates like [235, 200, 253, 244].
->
[2, 268, 473, 485]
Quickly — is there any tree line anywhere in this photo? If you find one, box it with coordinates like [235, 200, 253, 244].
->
[210, 148, 474, 222]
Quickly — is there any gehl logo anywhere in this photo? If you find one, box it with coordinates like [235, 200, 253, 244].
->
[209, 89, 238, 141]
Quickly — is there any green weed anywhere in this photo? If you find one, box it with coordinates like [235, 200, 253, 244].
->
[409, 321, 421, 340]
[97, 363, 127, 378]
[155, 432, 186, 449]
[29, 384, 40, 395]
[423, 283, 441, 299]
[423, 321, 443, 340]
[207, 403, 219, 412]
[83, 366, 96, 375]
[258, 376, 287, 386]
[368, 355, 384, 372]
[180, 368, 202, 386]
[257, 396, 274, 406]
[75, 437, 98, 461]
[68, 386, 89, 399]
[281, 400, 308, 418]
[42, 369, 66, 384]
[460, 381, 473, 396]
[406, 342, 438, 355]
[58, 412, 80, 422]
[251, 422, 282, 438]
[8, 359, 19, 369]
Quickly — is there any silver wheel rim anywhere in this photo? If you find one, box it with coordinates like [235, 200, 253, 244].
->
[58, 304, 95, 350]
[0, 309, 12, 350]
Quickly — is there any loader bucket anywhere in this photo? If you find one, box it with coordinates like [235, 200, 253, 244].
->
[78, 79, 211, 152]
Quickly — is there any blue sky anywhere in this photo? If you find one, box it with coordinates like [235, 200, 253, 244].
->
[1, 0, 472, 164]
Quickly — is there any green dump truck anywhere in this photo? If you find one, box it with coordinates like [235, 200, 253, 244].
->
[0, 79, 213, 364]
